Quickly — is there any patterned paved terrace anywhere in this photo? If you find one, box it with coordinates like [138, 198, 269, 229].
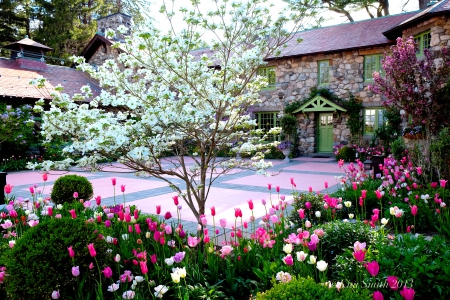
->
[4, 157, 343, 235]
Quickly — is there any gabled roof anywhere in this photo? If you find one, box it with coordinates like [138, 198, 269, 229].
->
[3, 38, 53, 51]
[383, 0, 450, 39]
[96, 12, 131, 21]
[0, 57, 101, 100]
[292, 95, 346, 114]
[80, 34, 114, 62]
[268, 11, 418, 60]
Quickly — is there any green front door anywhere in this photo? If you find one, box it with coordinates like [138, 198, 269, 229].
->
[318, 113, 333, 152]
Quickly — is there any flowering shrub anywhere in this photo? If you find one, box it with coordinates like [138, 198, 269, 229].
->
[334, 144, 356, 162]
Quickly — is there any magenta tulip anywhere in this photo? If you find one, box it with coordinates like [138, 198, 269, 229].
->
[111, 178, 116, 186]
[399, 286, 415, 300]
[373, 291, 384, 300]
[87, 243, 97, 257]
[68, 246, 75, 258]
[411, 205, 418, 216]
[365, 261, 380, 277]
[102, 267, 113, 278]
[387, 276, 399, 290]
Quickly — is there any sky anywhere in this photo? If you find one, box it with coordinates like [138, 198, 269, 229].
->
[146, 0, 421, 35]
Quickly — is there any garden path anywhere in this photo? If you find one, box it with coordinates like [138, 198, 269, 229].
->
[4, 157, 343, 236]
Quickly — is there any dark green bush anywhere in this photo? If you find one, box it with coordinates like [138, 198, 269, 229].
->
[288, 192, 326, 226]
[3, 217, 109, 300]
[335, 145, 356, 162]
[51, 174, 94, 204]
[318, 220, 378, 280]
[376, 234, 450, 300]
[255, 276, 372, 300]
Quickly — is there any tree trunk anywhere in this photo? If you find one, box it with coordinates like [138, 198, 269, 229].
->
[419, 0, 431, 10]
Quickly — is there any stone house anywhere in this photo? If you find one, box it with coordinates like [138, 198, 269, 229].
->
[253, 0, 450, 156]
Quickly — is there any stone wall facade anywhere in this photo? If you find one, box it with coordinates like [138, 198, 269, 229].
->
[88, 44, 118, 67]
[97, 13, 132, 39]
[256, 45, 391, 155]
[402, 15, 450, 49]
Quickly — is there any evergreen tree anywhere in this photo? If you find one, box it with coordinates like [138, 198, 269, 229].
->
[0, 0, 27, 44]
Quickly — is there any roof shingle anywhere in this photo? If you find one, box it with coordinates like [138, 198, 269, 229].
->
[0, 57, 101, 100]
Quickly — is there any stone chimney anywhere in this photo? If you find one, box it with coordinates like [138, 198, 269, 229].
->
[3, 37, 53, 71]
[97, 13, 132, 40]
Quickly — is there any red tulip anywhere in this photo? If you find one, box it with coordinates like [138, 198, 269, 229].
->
[173, 195, 179, 205]
[156, 205, 161, 215]
[365, 261, 379, 277]
[42, 173, 48, 182]
[276, 186, 280, 192]
[375, 190, 383, 199]
[87, 243, 97, 257]
[120, 185, 126, 193]
[361, 190, 367, 199]
[267, 183, 272, 190]
[29, 186, 34, 194]
[134, 224, 141, 234]
[95, 196, 101, 205]
[111, 178, 116, 186]
[151, 254, 157, 264]
[47, 206, 53, 216]
[4, 184, 13, 194]
[164, 211, 172, 220]
[68, 246, 75, 258]
[324, 181, 328, 189]
[352, 182, 358, 191]
[359, 197, 364, 207]
[431, 182, 438, 188]
[134, 209, 139, 220]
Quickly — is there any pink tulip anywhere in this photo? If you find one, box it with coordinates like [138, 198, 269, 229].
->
[430, 182, 438, 188]
[111, 178, 116, 186]
[72, 266, 80, 277]
[173, 195, 179, 205]
[87, 243, 97, 257]
[164, 224, 172, 234]
[89, 262, 94, 270]
[73, 192, 78, 199]
[69, 209, 77, 219]
[352, 182, 357, 190]
[29, 186, 34, 194]
[156, 205, 161, 215]
[134, 209, 139, 220]
[276, 186, 280, 192]
[411, 205, 418, 216]
[324, 181, 328, 189]
[298, 208, 305, 219]
[95, 196, 101, 205]
[387, 276, 399, 290]
[268, 183, 272, 190]
[353, 250, 365, 262]
[359, 197, 364, 207]
[204, 235, 210, 243]
[140, 261, 148, 274]
[4, 184, 13, 194]
[47, 206, 53, 216]
[400, 286, 415, 300]
[135, 224, 141, 234]
[365, 261, 379, 277]
[234, 208, 242, 218]
[211, 206, 216, 216]
[247, 199, 254, 210]
[440, 179, 448, 188]
[68, 246, 75, 258]
[188, 236, 200, 247]
[220, 219, 227, 228]
[51, 290, 60, 299]
[310, 233, 319, 244]
[151, 254, 157, 264]
[359, 190, 366, 200]
[120, 185, 126, 193]
[102, 267, 113, 278]
[42, 173, 48, 182]
[375, 190, 383, 199]
[373, 291, 384, 300]
[308, 186, 312, 193]
[282, 254, 294, 266]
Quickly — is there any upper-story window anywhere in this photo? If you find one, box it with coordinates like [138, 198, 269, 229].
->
[364, 54, 384, 82]
[414, 30, 431, 56]
[257, 67, 276, 90]
[318, 60, 330, 85]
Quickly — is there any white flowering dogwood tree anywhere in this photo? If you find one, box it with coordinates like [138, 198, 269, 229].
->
[29, 0, 313, 221]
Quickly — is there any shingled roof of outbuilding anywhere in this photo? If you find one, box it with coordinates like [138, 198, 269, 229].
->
[0, 57, 101, 100]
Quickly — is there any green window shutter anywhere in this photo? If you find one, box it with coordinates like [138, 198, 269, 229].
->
[318, 60, 329, 85]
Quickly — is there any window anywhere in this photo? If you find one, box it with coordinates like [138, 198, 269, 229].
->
[254, 112, 279, 140]
[318, 60, 330, 85]
[364, 54, 384, 81]
[257, 67, 276, 90]
[414, 30, 431, 56]
[364, 108, 386, 134]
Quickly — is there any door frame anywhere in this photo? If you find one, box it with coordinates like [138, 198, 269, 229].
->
[317, 112, 334, 153]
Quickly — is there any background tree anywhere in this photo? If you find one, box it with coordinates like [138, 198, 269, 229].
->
[31, 0, 315, 221]
[0, 0, 28, 44]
